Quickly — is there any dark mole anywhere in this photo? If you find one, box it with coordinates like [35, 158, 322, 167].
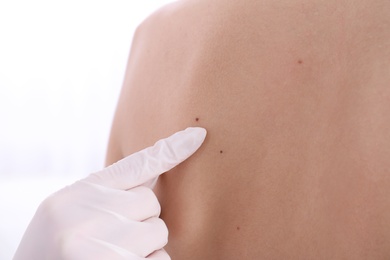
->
[220, 150, 223, 154]
[237, 226, 240, 231]
[298, 59, 303, 64]
[195, 117, 199, 122]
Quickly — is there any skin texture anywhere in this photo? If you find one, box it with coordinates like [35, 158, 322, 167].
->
[106, 0, 390, 259]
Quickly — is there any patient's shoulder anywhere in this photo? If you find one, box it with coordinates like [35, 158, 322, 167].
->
[104, 0, 243, 166]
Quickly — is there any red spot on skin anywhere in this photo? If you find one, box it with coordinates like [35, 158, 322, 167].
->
[195, 118, 199, 122]
[298, 59, 303, 64]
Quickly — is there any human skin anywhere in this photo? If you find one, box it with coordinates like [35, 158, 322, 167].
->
[106, 0, 390, 258]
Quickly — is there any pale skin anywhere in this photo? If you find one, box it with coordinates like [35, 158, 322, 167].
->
[106, 0, 390, 259]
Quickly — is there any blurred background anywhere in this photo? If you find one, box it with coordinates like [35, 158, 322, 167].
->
[0, 0, 175, 258]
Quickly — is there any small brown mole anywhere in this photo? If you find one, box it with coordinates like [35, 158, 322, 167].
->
[237, 226, 240, 231]
[195, 117, 199, 122]
[297, 59, 303, 64]
[220, 150, 223, 154]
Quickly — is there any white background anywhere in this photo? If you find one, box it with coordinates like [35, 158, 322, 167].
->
[0, 1, 175, 258]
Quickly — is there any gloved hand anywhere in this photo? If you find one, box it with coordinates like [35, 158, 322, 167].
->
[13, 127, 207, 260]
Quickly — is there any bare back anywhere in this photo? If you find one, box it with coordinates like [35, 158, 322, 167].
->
[106, 0, 390, 258]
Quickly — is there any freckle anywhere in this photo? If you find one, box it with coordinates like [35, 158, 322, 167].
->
[195, 117, 199, 122]
[237, 226, 240, 231]
[220, 150, 223, 154]
[298, 59, 303, 64]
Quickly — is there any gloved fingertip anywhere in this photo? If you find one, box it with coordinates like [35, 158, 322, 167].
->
[169, 127, 207, 160]
[184, 126, 207, 144]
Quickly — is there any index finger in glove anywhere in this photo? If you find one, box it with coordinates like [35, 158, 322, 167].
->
[86, 127, 207, 190]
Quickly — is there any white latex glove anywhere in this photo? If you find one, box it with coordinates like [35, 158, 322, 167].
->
[13, 127, 207, 260]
